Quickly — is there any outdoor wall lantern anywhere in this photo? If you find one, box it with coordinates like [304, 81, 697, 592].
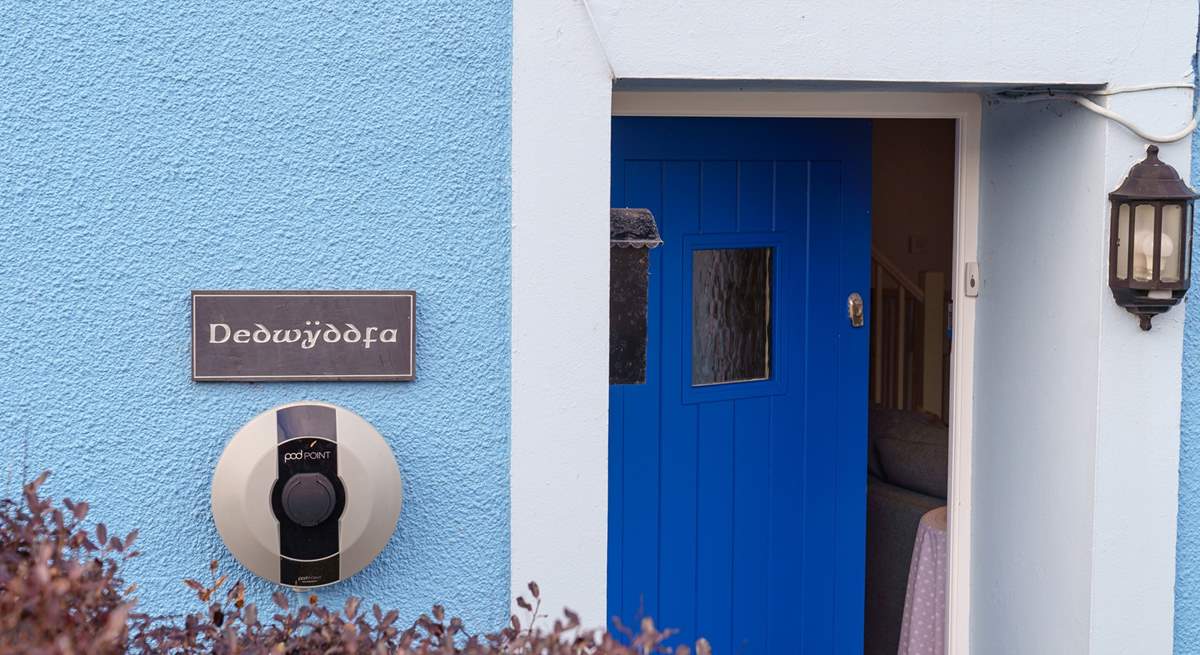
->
[1109, 145, 1198, 330]
[610, 208, 663, 384]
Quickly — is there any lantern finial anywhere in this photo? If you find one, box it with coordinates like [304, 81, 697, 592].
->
[1110, 145, 1197, 201]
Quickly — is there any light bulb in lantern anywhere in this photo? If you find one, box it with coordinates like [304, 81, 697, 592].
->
[1133, 228, 1175, 280]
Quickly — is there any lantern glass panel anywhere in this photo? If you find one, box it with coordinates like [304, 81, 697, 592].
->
[1186, 204, 1193, 281]
[1162, 203, 1184, 283]
[1116, 203, 1130, 280]
[1133, 204, 1155, 281]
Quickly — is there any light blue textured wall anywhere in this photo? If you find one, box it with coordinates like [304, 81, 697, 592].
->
[1176, 38, 1200, 653]
[0, 1, 511, 629]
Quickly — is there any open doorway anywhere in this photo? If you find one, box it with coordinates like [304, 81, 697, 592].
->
[864, 119, 957, 655]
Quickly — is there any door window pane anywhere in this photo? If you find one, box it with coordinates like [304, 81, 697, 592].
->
[691, 247, 772, 386]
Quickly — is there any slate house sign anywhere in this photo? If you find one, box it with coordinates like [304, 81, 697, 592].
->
[192, 291, 415, 381]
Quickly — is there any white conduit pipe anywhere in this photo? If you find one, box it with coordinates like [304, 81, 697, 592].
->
[997, 82, 1198, 143]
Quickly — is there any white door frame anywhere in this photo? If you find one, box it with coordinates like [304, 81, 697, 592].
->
[611, 90, 981, 654]
[510, 84, 979, 651]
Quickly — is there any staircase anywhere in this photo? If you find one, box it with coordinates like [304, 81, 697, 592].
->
[870, 246, 950, 418]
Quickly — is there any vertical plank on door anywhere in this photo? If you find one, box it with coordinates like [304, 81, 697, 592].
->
[738, 160, 775, 233]
[732, 396, 771, 653]
[696, 401, 734, 655]
[767, 159, 810, 652]
[833, 141, 871, 654]
[700, 161, 737, 234]
[658, 161, 702, 644]
[802, 160, 839, 654]
[619, 160, 663, 622]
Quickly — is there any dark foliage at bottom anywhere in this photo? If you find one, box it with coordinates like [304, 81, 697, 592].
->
[1, 472, 709, 654]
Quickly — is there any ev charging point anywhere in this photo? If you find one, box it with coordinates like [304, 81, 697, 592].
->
[211, 402, 403, 588]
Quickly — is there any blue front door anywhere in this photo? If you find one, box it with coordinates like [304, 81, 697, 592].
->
[608, 117, 871, 653]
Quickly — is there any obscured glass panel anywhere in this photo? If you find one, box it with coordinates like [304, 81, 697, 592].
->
[1115, 204, 1129, 280]
[691, 247, 772, 386]
[1187, 205, 1193, 280]
[1133, 204, 1155, 281]
[1162, 203, 1184, 283]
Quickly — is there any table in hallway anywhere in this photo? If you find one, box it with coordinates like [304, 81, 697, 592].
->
[898, 506, 947, 655]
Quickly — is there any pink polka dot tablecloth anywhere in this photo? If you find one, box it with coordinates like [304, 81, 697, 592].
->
[898, 506, 947, 655]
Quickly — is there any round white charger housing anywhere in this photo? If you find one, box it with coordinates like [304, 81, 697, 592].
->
[211, 402, 402, 588]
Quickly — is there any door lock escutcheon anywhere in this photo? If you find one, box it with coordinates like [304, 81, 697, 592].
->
[847, 292, 864, 328]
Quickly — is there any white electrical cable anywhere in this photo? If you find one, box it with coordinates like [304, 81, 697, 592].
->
[1073, 94, 1198, 143]
[995, 82, 1198, 143]
[1087, 81, 1195, 95]
[581, 0, 617, 80]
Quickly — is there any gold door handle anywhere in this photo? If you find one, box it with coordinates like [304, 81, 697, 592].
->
[848, 292, 864, 328]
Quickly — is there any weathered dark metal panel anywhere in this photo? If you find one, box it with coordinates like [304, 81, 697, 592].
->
[610, 247, 651, 384]
[610, 207, 663, 247]
[609, 208, 662, 385]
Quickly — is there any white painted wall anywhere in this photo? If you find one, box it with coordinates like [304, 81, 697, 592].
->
[1089, 91, 1192, 655]
[586, 0, 1195, 85]
[974, 89, 1192, 655]
[974, 100, 1106, 654]
[513, 0, 1196, 650]
[511, 0, 612, 627]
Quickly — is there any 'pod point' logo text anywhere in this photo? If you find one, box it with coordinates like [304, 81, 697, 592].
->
[284, 451, 332, 463]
